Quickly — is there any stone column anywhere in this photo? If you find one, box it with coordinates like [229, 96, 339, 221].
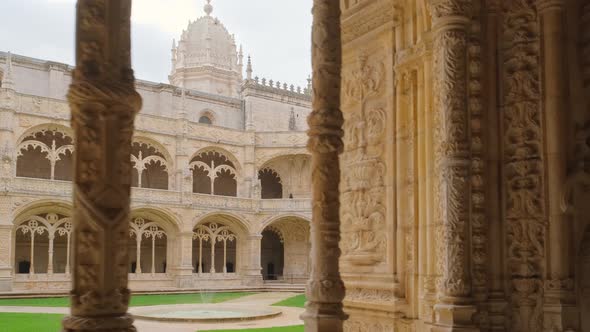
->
[429, 0, 478, 329]
[301, 0, 347, 331]
[0, 225, 13, 291]
[241, 234, 262, 285]
[485, 2, 507, 330]
[175, 231, 194, 288]
[47, 233, 54, 275]
[537, 0, 579, 330]
[61, 1, 141, 331]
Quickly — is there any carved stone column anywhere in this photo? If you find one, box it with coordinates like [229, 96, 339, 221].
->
[61, 1, 141, 331]
[429, 0, 478, 329]
[301, 0, 347, 331]
[537, 0, 579, 330]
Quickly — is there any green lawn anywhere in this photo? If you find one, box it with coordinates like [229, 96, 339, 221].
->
[0, 313, 64, 332]
[199, 326, 304, 332]
[0, 292, 252, 307]
[271, 294, 306, 308]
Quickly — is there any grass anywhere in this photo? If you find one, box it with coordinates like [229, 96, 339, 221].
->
[199, 326, 304, 332]
[0, 313, 64, 332]
[0, 292, 252, 307]
[271, 294, 306, 308]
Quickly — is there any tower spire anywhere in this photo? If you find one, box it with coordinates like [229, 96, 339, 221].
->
[204, 0, 213, 16]
[246, 55, 253, 80]
[2, 52, 15, 90]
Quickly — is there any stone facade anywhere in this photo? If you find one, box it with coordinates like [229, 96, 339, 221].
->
[0, 3, 312, 293]
[2, 0, 590, 331]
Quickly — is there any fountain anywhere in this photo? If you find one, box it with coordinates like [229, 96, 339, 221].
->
[131, 303, 282, 323]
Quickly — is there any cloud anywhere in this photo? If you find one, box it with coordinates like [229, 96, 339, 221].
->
[1, 0, 312, 87]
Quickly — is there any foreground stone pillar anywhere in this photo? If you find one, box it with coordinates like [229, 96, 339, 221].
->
[62, 1, 141, 331]
[537, 0, 579, 330]
[429, 0, 478, 329]
[301, 0, 347, 331]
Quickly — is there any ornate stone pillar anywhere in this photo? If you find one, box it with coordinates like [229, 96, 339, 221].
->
[484, 2, 507, 330]
[61, 1, 141, 331]
[429, 0, 478, 329]
[301, 0, 347, 331]
[537, 0, 579, 330]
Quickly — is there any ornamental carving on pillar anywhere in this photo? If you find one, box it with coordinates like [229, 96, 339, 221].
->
[63, 1, 141, 331]
[340, 52, 387, 266]
[432, 11, 472, 298]
[302, 0, 347, 329]
[501, 1, 545, 331]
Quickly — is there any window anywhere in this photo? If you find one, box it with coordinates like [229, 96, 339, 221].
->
[199, 115, 212, 124]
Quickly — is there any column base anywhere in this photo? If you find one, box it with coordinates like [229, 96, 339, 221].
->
[301, 303, 348, 332]
[433, 303, 479, 332]
[543, 302, 579, 331]
[62, 313, 136, 332]
[0, 267, 13, 291]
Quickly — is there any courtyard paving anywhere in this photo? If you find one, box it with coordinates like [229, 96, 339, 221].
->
[0, 292, 304, 332]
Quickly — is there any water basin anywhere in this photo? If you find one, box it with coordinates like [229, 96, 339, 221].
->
[132, 304, 282, 323]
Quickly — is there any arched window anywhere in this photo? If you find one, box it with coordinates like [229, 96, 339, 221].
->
[189, 151, 237, 196]
[259, 168, 283, 199]
[16, 128, 74, 181]
[192, 222, 236, 274]
[129, 217, 168, 274]
[130, 141, 169, 190]
[14, 213, 72, 275]
[198, 115, 212, 125]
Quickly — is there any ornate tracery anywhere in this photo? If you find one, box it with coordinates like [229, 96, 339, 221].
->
[129, 217, 167, 275]
[16, 128, 74, 181]
[192, 222, 236, 274]
[189, 150, 238, 196]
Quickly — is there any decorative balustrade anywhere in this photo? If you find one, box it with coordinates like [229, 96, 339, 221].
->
[244, 76, 312, 100]
[11, 177, 311, 213]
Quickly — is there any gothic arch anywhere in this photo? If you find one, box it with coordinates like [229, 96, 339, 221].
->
[189, 148, 240, 196]
[131, 137, 172, 190]
[258, 213, 311, 234]
[260, 215, 310, 281]
[258, 167, 283, 199]
[16, 124, 74, 181]
[192, 213, 248, 274]
[259, 154, 311, 199]
[193, 211, 251, 235]
[12, 201, 73, 275]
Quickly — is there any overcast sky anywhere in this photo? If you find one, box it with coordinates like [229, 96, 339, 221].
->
[0, 0, 313, 87]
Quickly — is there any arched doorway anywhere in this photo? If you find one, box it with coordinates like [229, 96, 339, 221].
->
[258, 168, 283, 199]
[258, 154, 311, 199]
[260, 216, 310, 283]
[261, 229, 284, 280]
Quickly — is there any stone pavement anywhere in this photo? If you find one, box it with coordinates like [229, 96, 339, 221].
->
[0, 292, 305, 332]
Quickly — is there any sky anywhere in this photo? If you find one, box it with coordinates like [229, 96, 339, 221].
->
[0, 0, 313, 87]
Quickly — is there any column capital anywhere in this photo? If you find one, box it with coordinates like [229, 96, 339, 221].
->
[428, 0, 473, 29]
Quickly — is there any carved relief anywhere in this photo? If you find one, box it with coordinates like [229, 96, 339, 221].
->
[501, 1, 545, 331]
[340, 51, 387, 266]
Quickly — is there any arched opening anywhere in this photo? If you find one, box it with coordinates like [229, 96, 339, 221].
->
[261, 229, 284, 280]
[198, 115, 212, 124]
[131, 141, 169, 190]
[259, 154, 311, 199]
[190, 150, 238, 197]
[260, 217, 310, 283]
[192, 221, 238, 274]
[259, 168, 283, 199]
[128, 217, 168, 274]
[14, 213, 72, 275]
[16, 128, 74, 181]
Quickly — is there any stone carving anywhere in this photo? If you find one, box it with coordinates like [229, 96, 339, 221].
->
[501, 1, 545, 331]
[432, 3, 473, 300]
[343, 318, 394, 332]
[62, 1, 141, 331]
[302, 0, 348, 330]
[345, 287, 395, 304]
[193, 222, 236, 274]
[340, 52, 387, 267]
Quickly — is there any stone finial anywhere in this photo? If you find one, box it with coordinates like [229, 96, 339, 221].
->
[2, 52, 15, 90]
[246, 55, 253, 80]
[204, 0, 213, 16]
